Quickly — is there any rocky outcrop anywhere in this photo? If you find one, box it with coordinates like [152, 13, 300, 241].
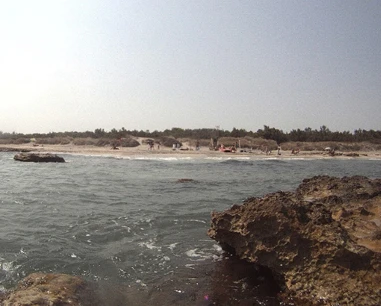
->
[1, 273, 98, 306]
[14, 153, 65, 163]
[208, 175, 381, 305]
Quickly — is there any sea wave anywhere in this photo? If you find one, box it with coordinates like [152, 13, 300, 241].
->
[1, 153, 380, 292]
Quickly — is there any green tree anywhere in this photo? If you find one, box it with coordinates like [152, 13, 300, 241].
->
[94, 128, 105, 138]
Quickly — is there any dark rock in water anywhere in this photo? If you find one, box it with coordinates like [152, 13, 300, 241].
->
[177, 178, 195, 183]
[208, 175, 381, 305]
[1, 273, 99, 306]
[14, 152, 65, 163]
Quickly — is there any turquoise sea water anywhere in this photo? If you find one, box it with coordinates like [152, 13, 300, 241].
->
[0, 152, 380, 305]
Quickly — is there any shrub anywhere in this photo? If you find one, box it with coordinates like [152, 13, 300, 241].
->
[60, 137, 72, 145]
[36, 137, 62, 145]
[159, 136, 182, 147]
[0, 139, 11, 144]
[120, 137, 140, 147]
[14, 138, 30, 144]
[95, 138, 112, 147]
[73, 138, 97, 146]
[34, 137, 73, 145]
[0, 138, 29, 144]
[217, 137, 277, 150]
[196, 139, 211, 146]
[280, 141, 381, 152]
[141, 139, 155, 145]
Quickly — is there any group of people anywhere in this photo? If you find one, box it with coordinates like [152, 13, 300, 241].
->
[261, 145, 282, 155]
[291, 148, 300, 155]
[172, 143, 181, 150]
[148, 141, 160, 150]
[219, 144, 237, 153]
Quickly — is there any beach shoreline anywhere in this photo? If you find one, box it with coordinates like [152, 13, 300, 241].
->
[1, 143, 380, 160]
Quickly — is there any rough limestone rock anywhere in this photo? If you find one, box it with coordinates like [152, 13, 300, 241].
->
[1, 273, 98, 306]
[208, 175, 381, 305]
[14, 152, 65, 163]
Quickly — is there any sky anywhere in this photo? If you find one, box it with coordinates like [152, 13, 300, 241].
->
[1, 0, 380, 134]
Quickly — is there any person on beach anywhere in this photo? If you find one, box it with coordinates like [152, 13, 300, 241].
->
[196, 140, 200, 151]
[292, 148, 300, 155]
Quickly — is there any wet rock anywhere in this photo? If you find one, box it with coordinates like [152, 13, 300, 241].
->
[1, 273, 99, 305]
[208, 175, 381, 305]
[176, 178, 195, 183]
[14, 153, 65, 163]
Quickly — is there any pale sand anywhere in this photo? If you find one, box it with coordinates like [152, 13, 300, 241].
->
[2, 143, 381, 160]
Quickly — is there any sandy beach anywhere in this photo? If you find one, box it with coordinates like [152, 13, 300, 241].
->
[2, 143, 381, 160]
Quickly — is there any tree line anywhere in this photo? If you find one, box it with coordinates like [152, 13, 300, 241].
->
[0, 125, 380, 144]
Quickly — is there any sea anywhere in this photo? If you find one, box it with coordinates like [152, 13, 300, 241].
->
[0, 152, 380, 305]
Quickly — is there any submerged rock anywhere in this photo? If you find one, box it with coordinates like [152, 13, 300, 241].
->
[208, 175, 381, 305]
[1, 273, 98, 305]
[176, 178, 195, 183]
[14, 152, 65, 163]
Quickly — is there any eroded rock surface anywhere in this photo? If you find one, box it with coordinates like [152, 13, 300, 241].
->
[1, 273, 98, 305]
[208, 175, 381, 305]
[14, 152, 65, 163]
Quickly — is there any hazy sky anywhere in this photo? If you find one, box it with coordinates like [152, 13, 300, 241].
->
[1, 1, 380, 134]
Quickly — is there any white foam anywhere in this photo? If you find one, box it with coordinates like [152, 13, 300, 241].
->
[122, 226, 131, 232]
[135, 279, 147, 287]
[185, 245, 223, 262]
[185, 248, 211, 261]
[185, 249, 199, 258]
[133, 156, 194, 161]
[138, 240, 161, 251]
[205, 156, 250, 161]
[213, 244, 223, 252]
[187, 219, 207, 224]
[205, 157, 230, 160]
[1, 260, 20, 273]
[168, 243, 178, 251]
